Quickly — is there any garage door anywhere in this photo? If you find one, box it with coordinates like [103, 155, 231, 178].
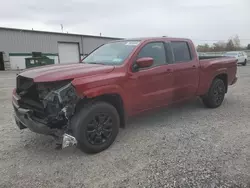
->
[58, 43, 80, 64]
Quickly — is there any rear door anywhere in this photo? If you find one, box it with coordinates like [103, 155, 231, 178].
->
[170, 41, 199, 101]
[127, 41, 174, 112]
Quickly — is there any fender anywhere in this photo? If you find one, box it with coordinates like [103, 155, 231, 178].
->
[197, 67, 228, 96]
[82, 84, 126, 99]
[73, 83, 129, 112]
[209, 68, 227, 85]
[205, 68, 227, 94]
[213, 68, 227, 78]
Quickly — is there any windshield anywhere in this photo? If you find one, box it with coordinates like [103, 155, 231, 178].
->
[83, 41, 140, 65]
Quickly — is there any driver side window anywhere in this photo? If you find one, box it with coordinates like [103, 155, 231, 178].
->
[137, 42, 167, 68]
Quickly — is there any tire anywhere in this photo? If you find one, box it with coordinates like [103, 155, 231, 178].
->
[242, 59, 247, 66]
[202, 78, 226, 108]
[71, 101, 120, 153]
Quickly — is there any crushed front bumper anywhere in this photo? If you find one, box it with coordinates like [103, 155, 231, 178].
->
[13, 102, 78, 149]
[13, 79, 80, 149]
[13, 102, 59, 135]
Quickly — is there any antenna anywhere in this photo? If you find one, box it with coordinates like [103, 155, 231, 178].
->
[60, 24, 64, 32]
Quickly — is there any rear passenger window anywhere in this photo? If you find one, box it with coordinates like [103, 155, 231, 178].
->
[171, 41, 192, 62]
[137, 42, 167, 67]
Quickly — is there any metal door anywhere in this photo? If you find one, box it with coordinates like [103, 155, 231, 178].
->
[58, 42, 80, 64]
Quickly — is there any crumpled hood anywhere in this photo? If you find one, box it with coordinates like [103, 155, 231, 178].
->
[19, 63, 115, 82]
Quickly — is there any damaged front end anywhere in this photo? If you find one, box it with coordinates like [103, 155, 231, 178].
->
[13, 76, 80, 148]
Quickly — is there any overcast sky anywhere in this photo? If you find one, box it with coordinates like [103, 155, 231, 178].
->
[0, 0, 250, 46]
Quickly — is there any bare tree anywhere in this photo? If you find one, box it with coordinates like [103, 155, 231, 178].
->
[226, 39, 235, 51]
[231, 35, 241, 49]
[212, 41, 226, 52]
[197, 43, 210, 52]
[247, 44, 250, 50]
[197, 35, 243, 52]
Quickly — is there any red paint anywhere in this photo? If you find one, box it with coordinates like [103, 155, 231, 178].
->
[136, 57, 154, 68]
[18, 63, 115, 82]
[18, 37, 237, 117]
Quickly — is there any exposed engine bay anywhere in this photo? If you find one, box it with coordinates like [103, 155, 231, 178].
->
[15, 75, 79, 133]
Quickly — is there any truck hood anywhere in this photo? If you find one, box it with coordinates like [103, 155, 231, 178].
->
[19, 63, 115, 82]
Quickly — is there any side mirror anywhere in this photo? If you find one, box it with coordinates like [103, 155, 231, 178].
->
[136, 57, 154, 68]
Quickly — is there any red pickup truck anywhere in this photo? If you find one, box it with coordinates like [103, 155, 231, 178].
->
[13, 37, 237, 153]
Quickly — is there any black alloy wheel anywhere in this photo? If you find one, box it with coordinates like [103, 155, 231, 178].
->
[86, 113, 113, 145]
[212, 81, 225, 106]
[71, 101, 120, 153]
[202, 78, 226, 108]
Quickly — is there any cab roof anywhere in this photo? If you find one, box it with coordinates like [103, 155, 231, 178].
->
[112, 37, 191, 42]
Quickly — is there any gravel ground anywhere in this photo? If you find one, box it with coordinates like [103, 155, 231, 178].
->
[0, 65, 250, 188]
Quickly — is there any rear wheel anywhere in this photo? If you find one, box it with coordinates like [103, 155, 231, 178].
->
[72, 101, 120, 153]
[202, 78, 226, 108]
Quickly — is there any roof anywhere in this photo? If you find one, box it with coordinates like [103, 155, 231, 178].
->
[102, 37, 193, 45]
[0, 26, 122, 40]
[122, 36, 191, 41]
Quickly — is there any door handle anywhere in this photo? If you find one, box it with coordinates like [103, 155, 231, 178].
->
[192, 65, 196, 68]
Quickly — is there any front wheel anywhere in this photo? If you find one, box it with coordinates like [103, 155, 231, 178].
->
[72, 101, 120, 153]
[242, 59, 247, 66]
[201, 78, 226, 108]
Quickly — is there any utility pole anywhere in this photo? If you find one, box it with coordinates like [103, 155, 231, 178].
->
[60, 24, 64, 32]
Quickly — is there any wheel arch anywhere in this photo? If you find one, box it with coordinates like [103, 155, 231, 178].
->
[214, 73, 228, 93]
[75, 93, 126, 128]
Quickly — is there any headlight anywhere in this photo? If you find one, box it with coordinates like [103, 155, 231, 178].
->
[43, 83, 77, 106]
[36, 80, 72, 100]
[16, 76, 34, 94]
[42, 82, 78, 120]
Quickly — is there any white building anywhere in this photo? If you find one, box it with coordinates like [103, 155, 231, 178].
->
[0, 27, 120, 70]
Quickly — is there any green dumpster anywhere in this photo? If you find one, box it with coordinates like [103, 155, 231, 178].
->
[25, 54, 55, 69]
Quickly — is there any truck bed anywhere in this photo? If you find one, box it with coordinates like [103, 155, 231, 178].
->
[199, 56, 224, 60]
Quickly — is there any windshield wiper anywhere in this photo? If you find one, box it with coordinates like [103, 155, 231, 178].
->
[86, 62, 105, 65]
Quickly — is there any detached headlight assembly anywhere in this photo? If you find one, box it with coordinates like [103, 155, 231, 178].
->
[37, 80, 72, 100]
[37, 80, 78, 120]
[43, 83, 78, 107]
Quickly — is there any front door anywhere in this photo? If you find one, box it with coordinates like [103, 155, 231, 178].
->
[127, 42, 174, 113]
